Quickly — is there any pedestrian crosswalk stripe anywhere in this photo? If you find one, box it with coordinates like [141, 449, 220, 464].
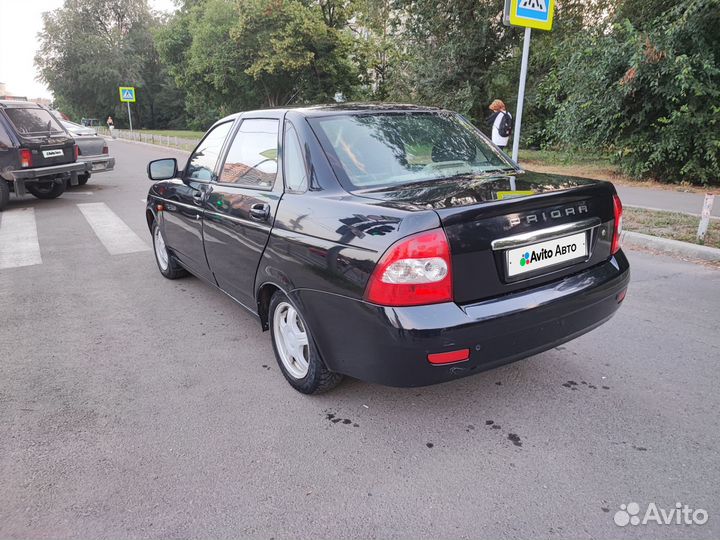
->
[77, 202, 150, 255]
[0, 208, 43, 269]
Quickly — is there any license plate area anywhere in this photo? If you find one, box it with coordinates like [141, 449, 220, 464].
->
[505, 231, 588, 280]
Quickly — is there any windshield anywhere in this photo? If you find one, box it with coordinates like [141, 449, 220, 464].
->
[5, 108, 65, 136]
[309, 112, 514, 190]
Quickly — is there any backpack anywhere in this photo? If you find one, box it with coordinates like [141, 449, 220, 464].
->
[498, 112, 513, 138]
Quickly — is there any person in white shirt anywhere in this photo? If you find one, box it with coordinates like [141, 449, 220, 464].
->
[487, 99, 512, 150]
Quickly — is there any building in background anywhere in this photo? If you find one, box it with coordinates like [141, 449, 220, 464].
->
[0, 81, 29, 101]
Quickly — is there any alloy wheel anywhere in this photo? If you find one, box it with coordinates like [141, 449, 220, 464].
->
[273, 301, 310, 379]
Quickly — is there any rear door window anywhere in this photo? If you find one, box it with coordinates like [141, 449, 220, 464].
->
[4, 108, 64, 136]
[218, 119, 278, 189]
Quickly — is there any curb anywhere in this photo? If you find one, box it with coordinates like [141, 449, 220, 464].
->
[623, 231, 720, 262]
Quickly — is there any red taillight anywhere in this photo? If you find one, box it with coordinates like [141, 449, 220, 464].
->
[102, 145, 109, 155]
[427, 349, 470, 365]
[19, 148, 32, 168]
[364, 228, 453, 306]
[74, 144, 80, 159]
[611, 194, 623, 254]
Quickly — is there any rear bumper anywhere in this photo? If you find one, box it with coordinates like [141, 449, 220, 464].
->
[5, 161, 90, 181]
[295, 252, 630, 387]
[79, 155, 115, 174]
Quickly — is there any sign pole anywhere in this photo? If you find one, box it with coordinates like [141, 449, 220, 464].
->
[511, 26, 531, 163]
[127, 101, 133, 131]
[119, 86, 136, 130]
[697, 193, 715, 243]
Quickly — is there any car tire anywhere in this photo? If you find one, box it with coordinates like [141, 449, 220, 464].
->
[26, 180, 66, 199]
[152, 220, 187, 279]
[269, 290, 343, 394]
[0, 180, 9, 211]
[77, 174, 89, 186]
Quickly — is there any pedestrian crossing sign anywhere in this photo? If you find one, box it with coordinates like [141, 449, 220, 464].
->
[119, 86, 136, 103]
[509, 0, 555, 31]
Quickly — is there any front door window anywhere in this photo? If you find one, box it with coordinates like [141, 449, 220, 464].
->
[185, 121, 233, 181]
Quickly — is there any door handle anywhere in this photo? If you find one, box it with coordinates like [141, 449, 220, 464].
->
[249, 203, 271, 221]
[193, 185, 213, 206]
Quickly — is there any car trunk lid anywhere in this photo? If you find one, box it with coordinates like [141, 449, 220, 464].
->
[354, 171, 618, 303]
[3, 106, 77, 168]
[20, 135, 76, 168]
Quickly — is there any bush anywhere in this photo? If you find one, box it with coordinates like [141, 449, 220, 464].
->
[538, 0, 720, 186]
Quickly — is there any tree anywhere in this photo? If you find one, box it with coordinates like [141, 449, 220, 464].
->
[36, 0, 183, 128]
[537, 0, 720, 184]
[350, 0, 406, 100]
[387, 0, 517, 121]
[233, 0, 359, 106]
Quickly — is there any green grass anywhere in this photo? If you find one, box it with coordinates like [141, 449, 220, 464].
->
[518, 148, 613, 168]
[516, 148, 630, 185]
[624, 207, 720, 249]
[138, 129, 204, 139]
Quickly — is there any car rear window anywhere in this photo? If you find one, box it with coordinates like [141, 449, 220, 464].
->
[308, 112, 513, 190]
[4, 108, 64, 136]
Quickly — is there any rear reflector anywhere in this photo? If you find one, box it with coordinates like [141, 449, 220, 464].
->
[616, 289, 627, 303]
[427, 349, 470, 365]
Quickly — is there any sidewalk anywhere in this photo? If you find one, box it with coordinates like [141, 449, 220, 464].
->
[616, 185, 718, 218]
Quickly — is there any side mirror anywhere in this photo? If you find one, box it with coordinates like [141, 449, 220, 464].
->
[147, 158, 177, 181]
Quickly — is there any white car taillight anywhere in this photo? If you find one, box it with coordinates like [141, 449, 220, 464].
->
[382, 257, 449, 284]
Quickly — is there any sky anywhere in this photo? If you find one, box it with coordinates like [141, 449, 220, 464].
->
[0, 0, 176, 100]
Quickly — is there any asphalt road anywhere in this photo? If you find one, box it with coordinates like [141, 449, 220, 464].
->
[1, 139, 719, 540]
[615, 185, 719, 218]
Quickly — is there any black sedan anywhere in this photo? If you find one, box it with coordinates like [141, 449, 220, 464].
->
[145, 104, 629, 394]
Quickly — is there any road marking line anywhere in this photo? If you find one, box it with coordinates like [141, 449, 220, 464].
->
[77, 202, 150, 255]
[0, 208, 43, 269]
[63, 193, 95, 198]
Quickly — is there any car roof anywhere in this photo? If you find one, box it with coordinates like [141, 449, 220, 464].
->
[0, 100, 44, 109]
[294, 103, 442, 115]
[216, 102, 444, 123]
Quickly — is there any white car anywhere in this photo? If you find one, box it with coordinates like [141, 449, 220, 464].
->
[60, 119, 97, 137]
